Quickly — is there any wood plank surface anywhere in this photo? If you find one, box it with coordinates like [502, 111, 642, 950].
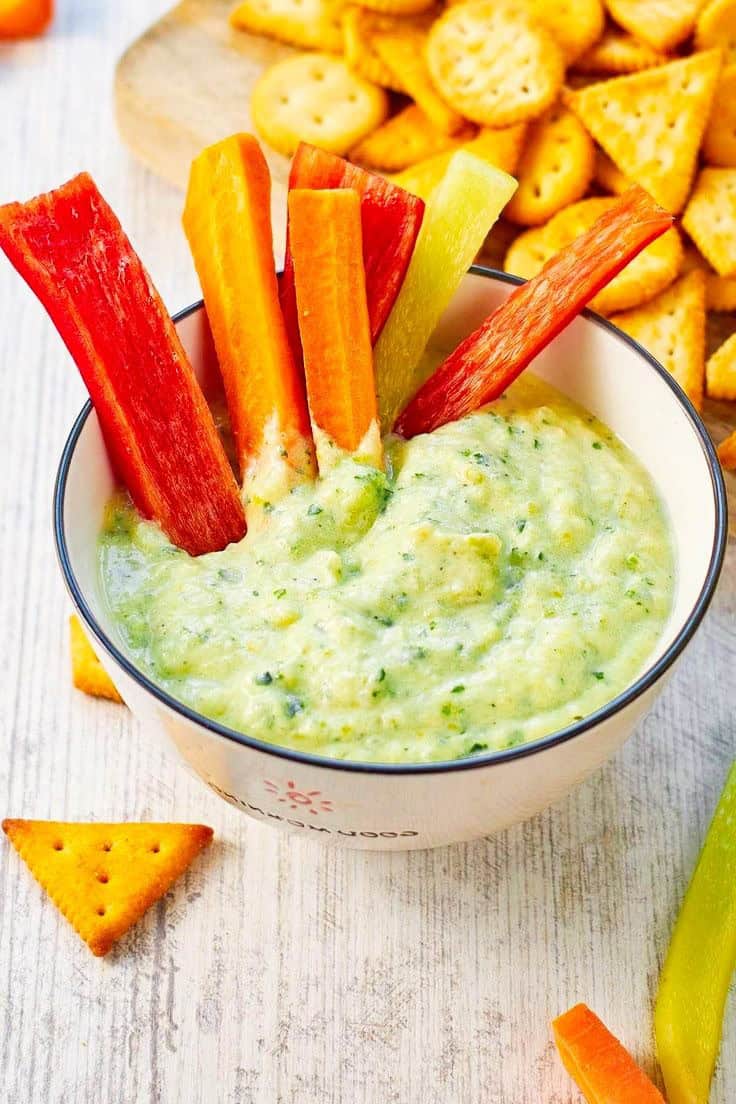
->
[115, 0, 294, 256]
[0, 3, 735, 1102]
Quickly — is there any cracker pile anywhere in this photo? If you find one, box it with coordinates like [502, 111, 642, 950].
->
[232, 0, 736, 460]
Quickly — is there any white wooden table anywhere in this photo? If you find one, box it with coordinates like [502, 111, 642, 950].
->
[0, 5, 734, 1101]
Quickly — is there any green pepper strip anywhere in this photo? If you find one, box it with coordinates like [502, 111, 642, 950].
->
[655, 761, 736, 1104]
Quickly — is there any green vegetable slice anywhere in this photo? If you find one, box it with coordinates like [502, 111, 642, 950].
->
[655, 761, 736, 1104]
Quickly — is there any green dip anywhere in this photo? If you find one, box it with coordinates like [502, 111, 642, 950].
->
[98, 375, 674, 764]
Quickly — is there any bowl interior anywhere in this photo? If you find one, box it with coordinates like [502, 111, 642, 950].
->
[61, 270, 723, 716]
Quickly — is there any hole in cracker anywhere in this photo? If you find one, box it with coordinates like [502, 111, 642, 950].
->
[97, 906, 106, 917]
[98, 872, 109, 884]
[53, 840, 63, 851]
[151, 844, 161, 854]
[313, 114, 324, 125]
[102, 841, 112, 852]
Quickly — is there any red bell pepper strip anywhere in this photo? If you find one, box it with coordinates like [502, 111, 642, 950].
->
[280, 142, 425, 361]
[0, 173, 245, 556]
[394, 186, 673, 438]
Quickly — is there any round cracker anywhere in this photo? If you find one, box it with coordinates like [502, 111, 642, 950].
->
[251, 54, 389, 156]
[702, 64, 736, 167]
[504, 105, 595, 226]
[504, 197, 683, 314]
[426, 2, 565, 127]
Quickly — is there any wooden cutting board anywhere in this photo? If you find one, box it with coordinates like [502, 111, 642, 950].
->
[115, 0, 295, 254]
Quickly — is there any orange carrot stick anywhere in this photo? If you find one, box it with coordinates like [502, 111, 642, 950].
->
[0, 0, 52, 37]
[287, 188, 380, 466]
[183, 134, 315, 502]
[553, 1005, 665, 1104]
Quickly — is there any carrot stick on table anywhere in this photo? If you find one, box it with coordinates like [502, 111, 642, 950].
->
[0, 0, 52, 37]
[394, 186, 673, 438]
[553, 1004, 665, 1103]
[183, 134, 315, 508]
[0, 173, 245, 556]
[287, 188, 381, 470]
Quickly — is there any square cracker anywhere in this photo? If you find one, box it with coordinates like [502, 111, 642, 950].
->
[563, 49, 722, 213]
[610, 270, 707, 410]
[682, 168, 736, 276]
[230, 0, 345, 51]
[604, 0, 708, 52]
[706, 332, 736, 400]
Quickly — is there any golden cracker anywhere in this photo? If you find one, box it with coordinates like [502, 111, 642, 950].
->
[3, 819, 213, 957]
[350, 105, 473, 171]
[70, 614, 122, 703]
[251, 53, 388, 156]
[504, 197, 683, 314]
[573, 28, 670, 74]
[443, 0, 604, 62]
[351, 0, 434, 13]
[610, 270, 707, 410]
[696, 0, 736, 66]
[563, 50, 723, 212]
[342, 6, 404, 90]
[505, 105, 595, 226]
[426, 2, 565, 127]
[372, 27, 466, 134]
[706, 332, 736, 400]
[604, 0, 707, 52]
[393, 124, 527, 199]
[681, 245, 736, 311]
[230, 0, 345, 51]
[682, 167, 736, 276]
[532, 0, 604, 64]
[702, 64, 736, 167]
[718, 429, 736, 468]
[593, 148, 631, 194]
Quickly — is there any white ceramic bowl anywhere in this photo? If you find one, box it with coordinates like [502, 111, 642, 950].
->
[55, 269, 727, 850]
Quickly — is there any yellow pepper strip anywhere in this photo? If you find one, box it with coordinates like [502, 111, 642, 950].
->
[655, 761, 736, 1104]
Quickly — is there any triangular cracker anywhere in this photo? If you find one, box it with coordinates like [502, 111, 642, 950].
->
[702, 65, 736, 167]
[682, 168, 736, 276]
[706, 332, 736, 400]
[564, 49, 723, 212]
[681, 245, 736, 311]
[70, 614, 122, 703]
[610, 270, 707, 410]
[604, 0, 707, 52]
[230, 0, 345, 52]
[3, 820, 213, 956]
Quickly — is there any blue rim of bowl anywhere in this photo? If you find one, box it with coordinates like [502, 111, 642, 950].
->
[54, 266, 728, 775]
